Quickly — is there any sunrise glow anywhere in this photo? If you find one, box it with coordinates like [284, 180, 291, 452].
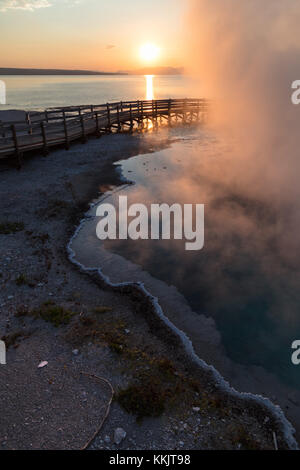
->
[139, 43, 160, 63]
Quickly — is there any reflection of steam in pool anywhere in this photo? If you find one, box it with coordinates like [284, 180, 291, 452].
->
[97, 130, 300, 392]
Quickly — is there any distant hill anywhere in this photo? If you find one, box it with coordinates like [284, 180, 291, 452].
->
[129, 66, 184, 75]
[0, 68, 128, 76]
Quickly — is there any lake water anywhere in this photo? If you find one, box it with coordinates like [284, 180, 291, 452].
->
[0, 75, 197, 111]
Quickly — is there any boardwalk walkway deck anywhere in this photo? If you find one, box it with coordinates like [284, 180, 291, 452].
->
[0, 98, 209, 166]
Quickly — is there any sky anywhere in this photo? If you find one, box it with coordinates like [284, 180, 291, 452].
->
[0, 0, 186, 71]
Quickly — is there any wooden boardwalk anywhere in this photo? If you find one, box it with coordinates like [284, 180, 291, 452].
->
[0, 98, 208, 166]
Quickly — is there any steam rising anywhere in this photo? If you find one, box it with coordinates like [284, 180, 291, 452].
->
[186, 0, 300, 205]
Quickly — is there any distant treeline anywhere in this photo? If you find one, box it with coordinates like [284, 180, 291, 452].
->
[0, 68, 128, 76]
[0, 67, 183, 76]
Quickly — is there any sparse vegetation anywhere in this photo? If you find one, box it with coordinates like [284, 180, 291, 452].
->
[94, 306, 113, 314]
[116, 379, 167, 419]
[15, 274, 28, 286]
[0, 221, 24, 234]
[31, 301, 76, 327]
[1, 331, 31, 349]
[37, 302, 76, 327]
[226, 424, 263, 450]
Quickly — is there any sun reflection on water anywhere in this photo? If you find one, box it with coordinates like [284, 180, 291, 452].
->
[145, 75, 154, 100]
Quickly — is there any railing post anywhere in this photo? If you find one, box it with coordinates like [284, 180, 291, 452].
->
[26, 112, 32, 135]
[168, 99, 172, 126]
[63, 111, 69, 150]
[40, 121, 49, 156]
[80, 114, 87, 143]
[95, 111, 101, 138]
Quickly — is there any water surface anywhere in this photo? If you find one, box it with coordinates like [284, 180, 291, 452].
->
[0, 75, 197, 110]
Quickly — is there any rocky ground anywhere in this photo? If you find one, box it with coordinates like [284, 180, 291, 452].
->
[0, 129, 295, 450]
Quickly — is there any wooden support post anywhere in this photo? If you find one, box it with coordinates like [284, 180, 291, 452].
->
[11, 124, 22, 169]
[154, 100, 158, 130]
[129, 104, 133, 130]
[117, 105, 121, 131]
[80, 114, 87, 143]
[106, 104, 111, 132]
[137, 101, 140, 124]
[196, 100, 200, 121]
[140, 101, 144, 128]
[40, 122, 49, 155]
[0, 120, 5, 139]
[183, 99, 187, 123]
[45, 110, 49, 123]
[168, 99, 172, 125]
[63, 111, 69, 150]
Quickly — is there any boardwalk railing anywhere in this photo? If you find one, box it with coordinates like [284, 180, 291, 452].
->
[0, 98, 209, 165]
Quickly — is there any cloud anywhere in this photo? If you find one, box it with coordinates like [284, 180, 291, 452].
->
[0, 0, 52, 11]
[106, 44, 116, 50]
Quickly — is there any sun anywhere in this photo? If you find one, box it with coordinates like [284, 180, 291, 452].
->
[139, 43, 159, 63]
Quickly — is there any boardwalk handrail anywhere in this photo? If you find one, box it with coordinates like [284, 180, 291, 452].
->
[0, 98, 209, 166]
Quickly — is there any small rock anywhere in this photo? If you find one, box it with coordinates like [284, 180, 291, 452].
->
[7, 296, 14, 300]
[193, 407, 200, 412]
[104, 435, 110, 443]
[124, 329, 130, 334]
[179, 441, 184, 447]
[114, 427, 126, 445]
[72, 349, 79, 356]
[38, 361, 48, 368]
